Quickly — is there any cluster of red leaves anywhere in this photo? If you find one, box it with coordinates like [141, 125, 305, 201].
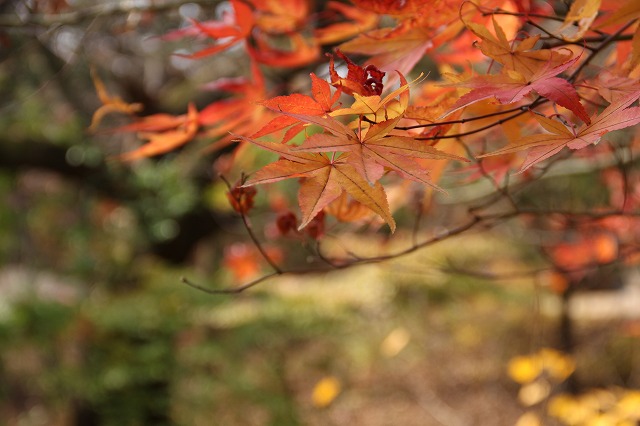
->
[226, 179, 257, 215]
[92, 0, 640, 277]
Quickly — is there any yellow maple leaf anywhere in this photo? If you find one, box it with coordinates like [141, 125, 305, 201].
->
[556, 0, 602, 42]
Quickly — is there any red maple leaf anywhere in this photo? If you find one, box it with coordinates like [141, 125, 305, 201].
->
[328, 50, 385, 96]
[251, 73, 340, 142]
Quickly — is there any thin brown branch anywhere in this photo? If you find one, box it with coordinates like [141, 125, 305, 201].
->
[181, 273, 279, 294]
[414, 110, 528, 141]
[220, 174, 283, 274]
[181, 201, 640, 295]
[487, 9, 568, 23]
[181, 214, 486, 295]
[456, 138, 519, 212]
[526, 20, 598, 51]
[544, 34, 633, 49]
[397, 104, 529, 131]
[413, 96, 549, 141]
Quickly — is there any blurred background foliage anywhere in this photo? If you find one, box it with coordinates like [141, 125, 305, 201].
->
[1, 1, 639, 425]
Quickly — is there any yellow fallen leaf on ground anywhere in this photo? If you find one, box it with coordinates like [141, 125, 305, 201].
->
[312, 376, 341, 408]
[515, 411, 541, 426]
[380, 327, 410, 358]
[508, 355, 542, 384]
[518, 379, 551, 407]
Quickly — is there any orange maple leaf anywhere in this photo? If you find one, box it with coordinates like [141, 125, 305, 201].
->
[165, 0, 318, 67]
[339, 24, 434, 80]
[314, 1, 379, 45]
[479, 90, 640, 171]
[252, 93, 324, 138]
[247, 0, 308, 34]
[255, 73, 466, 189]
[596, 0, 640, 29]
[118, 103, 199, 161]
[309, 72, 342, 112]
[89, 68, 143, 131]
[249, 32, 320, 68]
[284, 108, 467, 189]
[339, 0, 521, 80]
[108, 113, 187, 134]
[338, 0, 468, 78]
[251, 73, 340, 142]
[197, 58, 274, 150]
[465, 17, 572, 79]
[596, 0, 640, 70]
[349, 0, 425, 15]
[324, 191, 375, 223]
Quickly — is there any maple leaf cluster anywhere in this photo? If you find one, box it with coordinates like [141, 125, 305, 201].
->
[237, 70, 469, 231]
[91, 0, 640, 283]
